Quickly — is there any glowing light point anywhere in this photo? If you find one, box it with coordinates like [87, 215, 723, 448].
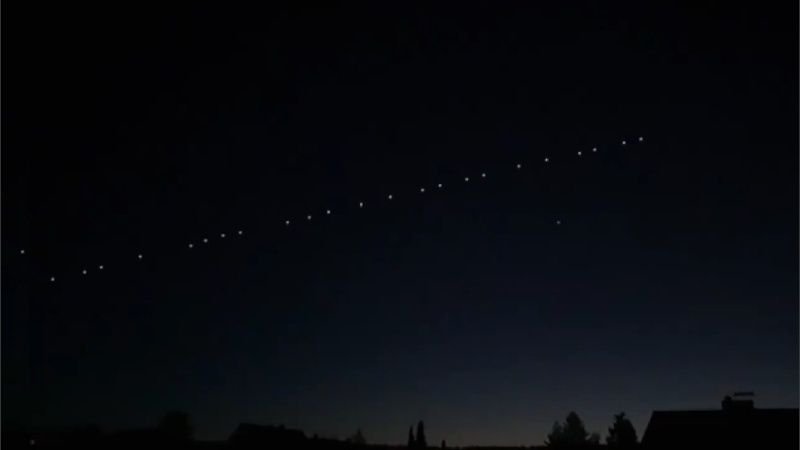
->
[98, 264, 104, 270]
[420, 187, 425, 193]
[359, 201, 364, 208]
[437, 183, 443, 188]
[137, 254, 143, 260]
[20, 249, 26, 255]
[307, 215, 312, 221]
[622, 140, 627, 145]
[638, 136, 644, 142]
[387, 194, 393, 200]
[481, 173, 486, 178]
[516, 163, 522, 169]
[188, 243, 194, 249]
[464, 177, 470, 182]
[592, 147, 597, 152]
[544, 157, 550, 163]
[220, 233, 226, 238]
[238, 230, 243, 235]
[326, 209, 331, 215]
[556, 219, 562, 225]
[285, 220, 291, 226]
[82, 269, 88, 275]
[202, 238, 209, 243]
[577, 151, 582, 156]
[50, 276, 55, 282]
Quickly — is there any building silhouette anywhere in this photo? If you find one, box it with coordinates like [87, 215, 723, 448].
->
[641, 393, 798, 449]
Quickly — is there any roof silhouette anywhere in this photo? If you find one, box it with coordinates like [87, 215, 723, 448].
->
[642, 401, 798, 449]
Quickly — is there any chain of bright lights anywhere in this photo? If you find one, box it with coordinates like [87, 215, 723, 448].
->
[19, 137, 645, 284]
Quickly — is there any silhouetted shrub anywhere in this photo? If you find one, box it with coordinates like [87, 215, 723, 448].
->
[158, 411, 193, 441]
[606, 412, 637, 447]
[545, 412, 600, 447]
[347, 429, 367, 445]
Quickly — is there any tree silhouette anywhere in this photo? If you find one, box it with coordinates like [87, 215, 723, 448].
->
[416, 421, 427, 448]
[606, 412, 637, 447]
[545, 421, 565, 447]
[408, 426, 415, 448]
[348, 428, 367, 445]
[157, 411, 192, 441]
[545, 412, 598, 447]
[563, 412, 589, 444]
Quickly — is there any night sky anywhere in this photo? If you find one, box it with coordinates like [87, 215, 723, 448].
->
[3, 3, 797, 446]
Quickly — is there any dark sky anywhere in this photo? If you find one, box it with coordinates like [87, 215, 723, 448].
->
[2, 2, 797, 446]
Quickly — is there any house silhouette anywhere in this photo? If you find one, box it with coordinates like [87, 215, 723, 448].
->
[641, 393, 798, 449]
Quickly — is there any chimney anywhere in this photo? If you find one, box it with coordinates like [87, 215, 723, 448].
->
[722, 392, 755, 412]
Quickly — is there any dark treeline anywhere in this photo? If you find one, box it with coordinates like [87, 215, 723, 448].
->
[3, 400, 798, 450]
[2, 410, 637, 450]
[3, 411, 637, 450]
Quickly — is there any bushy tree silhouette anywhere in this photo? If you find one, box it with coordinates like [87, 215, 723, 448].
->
[545, 412, 599, 447]
[157, 411, 192, 441]
[606, 412, 637, 447]
[408, 426, 416, 448]
[416, 421, 427, 448]
[348, 428, 367, 445]
[546, 421, 565, 447]
[563, 412, 588, 444]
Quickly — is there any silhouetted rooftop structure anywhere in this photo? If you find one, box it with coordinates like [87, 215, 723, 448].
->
[641, 394, 798, 449]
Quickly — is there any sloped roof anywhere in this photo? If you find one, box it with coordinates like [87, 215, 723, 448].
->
[642, 408, 798, 448]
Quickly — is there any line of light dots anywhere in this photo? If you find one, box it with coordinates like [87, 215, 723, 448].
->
[22, 137, 644, 283]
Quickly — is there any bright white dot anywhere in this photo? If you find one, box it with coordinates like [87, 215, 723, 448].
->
[307, 215, 312, 221]
[188, 243, 194, 248]
[285, 220, 291, 226]
[481, 173, 486, 178]
[420, 187, 425, 193]
[464, 177, 470, 182]
[516, 163, 522, 169]
[20, 249, 25, 255]
[203, 238, 209, 243]
[82, 269, 88, 275]
[326, 209, 331, 215]
[359, 201, 364, 208]
[638, 136, 644, 142]
[387, 194, 393, 200]
[220, 233, 226, 238]
[137, 254, 143, 260]
[544, 157, 550, 163]
[577, 151, 582, 156]
[622, 140, 627, 145]
[437, 183, 443, 188]
[50, 276, 55, 282]
[238, 230, 243, 235]
[592, 147, 597, 152]
[556, 219, 562, 225]
[98, 265, 104, 270]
